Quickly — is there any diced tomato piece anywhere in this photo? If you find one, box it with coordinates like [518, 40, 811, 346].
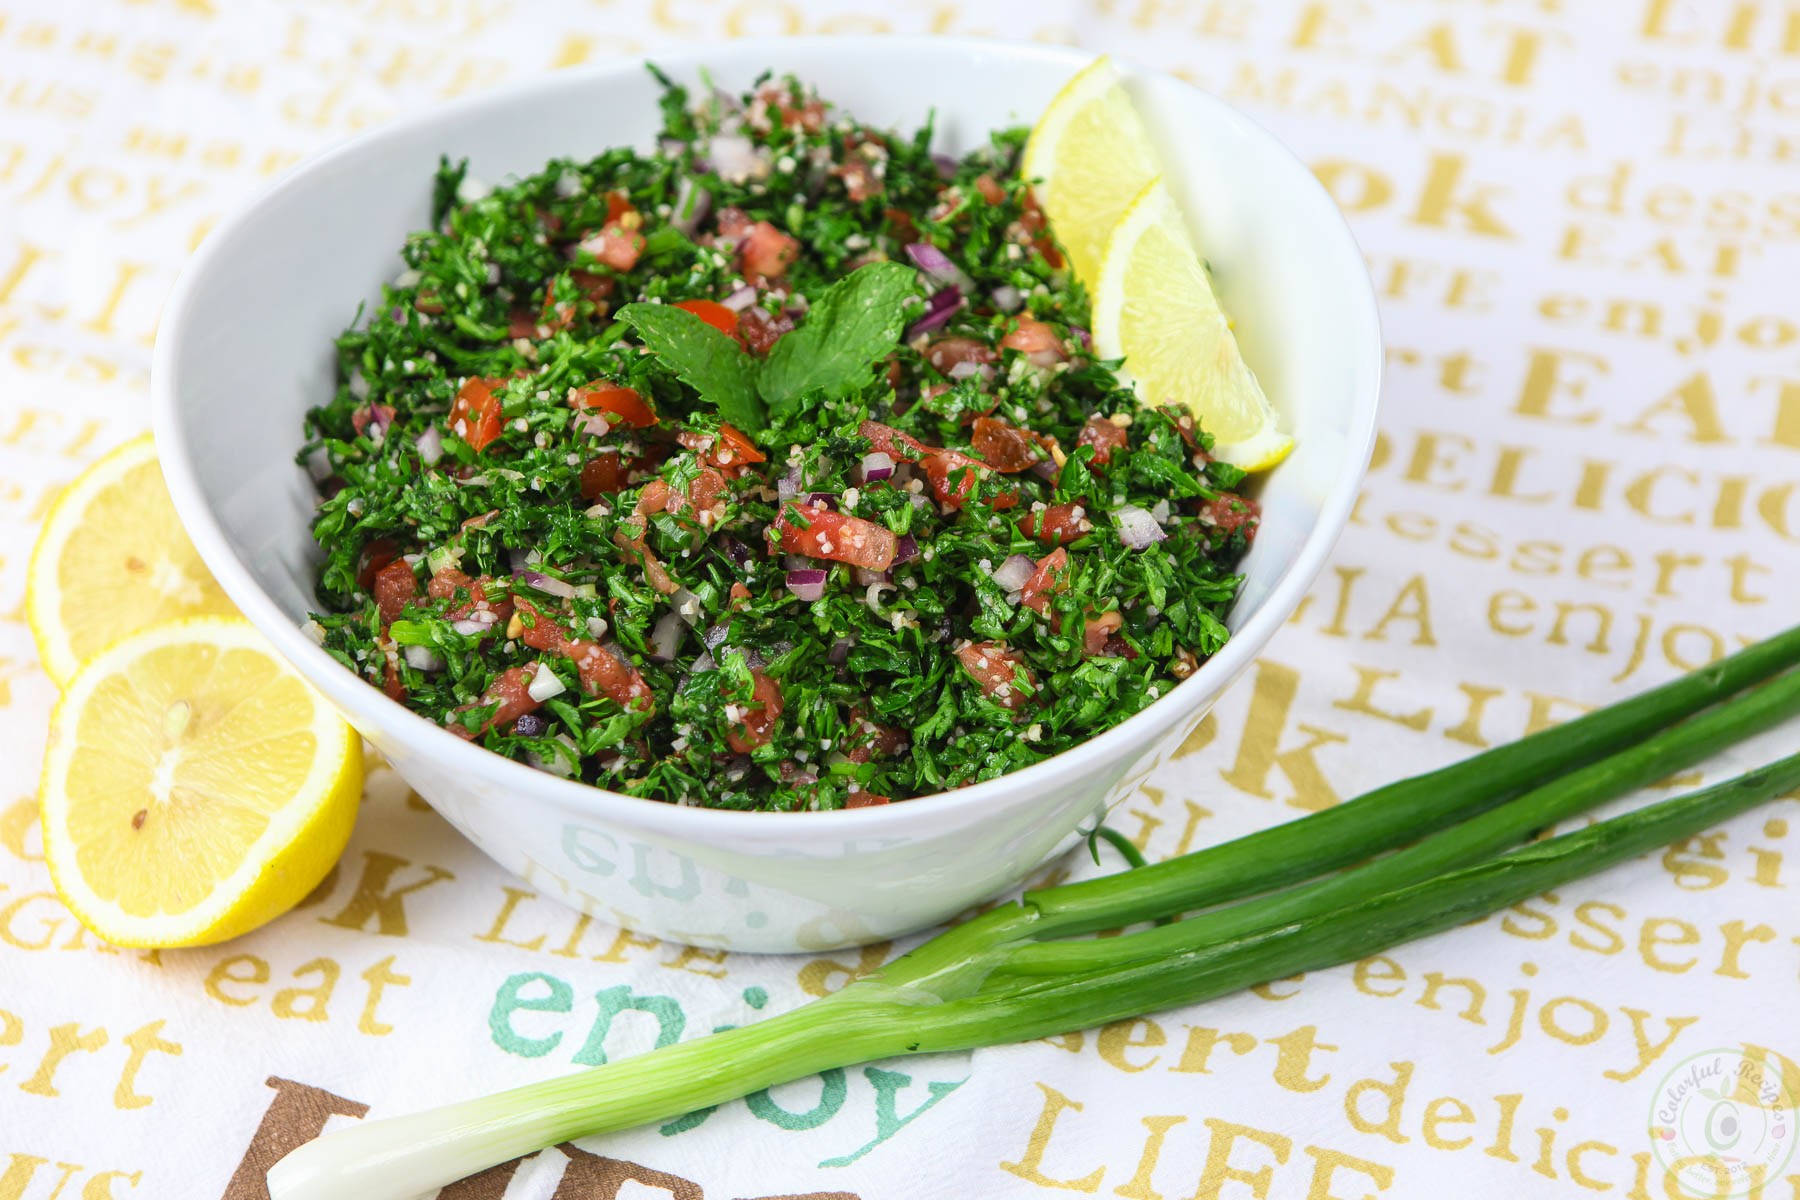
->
[352, 404, 396, 438]
[858, 419, 931, 461]
[725, 669, 785, 752]
[568, 639, 655, 713]
[714, 205, 753, 240]
[570, 381, 656, 428]
[1203, 494, 1261, 538]
[956, 642, 1036, 711]
[356, 538, 401, 589]
[714, 423, 766, 471]
[974, 173, 1006, 205]
[677, 423, 766, 474]
[680, 465, 730, 525]
[1076, 414, 1129, 466]
[1021, 186, 1064, 268]
[508, 308, 542, 339]
[1084, 610, 1124, 657]
[372, 557, 420, 624]
[970, 417, 1053, 473]
[761, 85, 827, 132]
[512, 598, 569, 653]
[635, 478, 673, 517]
[382, 656, 407, 702]
[1019, 548, 1069, 615]
[835, 158, 881, 202]
[1018, 503, 1093, 546]
[737, 305, 794, 355]
[921, 450, 1016, 510]
[728, 581, 752, 609]
[1000, 314, 1068, 366]
[570, 269, 616, 306]
[740, 221, 799, 282]
[674, 298, 741, 337]
[845, 711, 907, 764]
[452, 666, 541, 738]
[924, 337, 996, 377]
[449, 377, 505, 452]
[581, 206, 645, 272]
[580, 451, 628, 498]
[884, 207, 919, 243]
[428, 568, 514, 625]
[846, 792, 891, 809]
[611, 527, 679, 596]
[774, 501, 898, 571]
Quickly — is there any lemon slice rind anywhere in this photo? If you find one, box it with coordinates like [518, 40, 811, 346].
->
[38, 617, 361, 948]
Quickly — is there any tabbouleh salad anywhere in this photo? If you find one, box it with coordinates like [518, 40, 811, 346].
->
[300, 69, 1262, 813]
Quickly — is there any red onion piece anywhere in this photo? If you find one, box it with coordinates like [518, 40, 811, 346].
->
[402, 644, 444, 672]
[785, 568, 828, 602]
[892, 534, 919, 564]
[576, 412, 612, 438]
[1030, 459, 1060, 482]
[905, 243, 975, 293]
[803, 492, 839, 510]
[708, 133, 765, 183]
[515, 570, 577, 599]
[1070, 326, 1093, 350]
[860, 451, 895, 483]
[828, 636, 853, 665]
[1115, 504, 1167, 549]
[991, 554, 1037, 592]
[931, 153, 959, 179]
[670, 586, 705, 627]
[353, 403, 396, 440]
[904, 286, 963, 341]
[451, 612, 498, 637]
[415, 426, 444, 466]
[648, 611, 684, 661]
[670, 178, 712, 237]
[721, 284, 758, 312]
[991, 284, 1023, 313]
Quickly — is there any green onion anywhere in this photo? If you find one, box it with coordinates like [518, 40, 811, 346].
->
[1023, 621, 1800, 937]
[266, 632, 1800, 1200]
[1004, 665, 1800, 975]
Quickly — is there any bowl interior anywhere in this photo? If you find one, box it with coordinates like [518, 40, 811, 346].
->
[154, 38, 1378, 818]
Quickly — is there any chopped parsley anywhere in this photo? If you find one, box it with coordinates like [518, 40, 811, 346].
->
[298, 70, 1260, 812]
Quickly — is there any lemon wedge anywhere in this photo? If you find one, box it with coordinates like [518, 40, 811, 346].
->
[38, 617, 362, 947]
[1092, 178, 1292, 472]
[28, 434, 236, 687]
[1021, 55, 1161, 290]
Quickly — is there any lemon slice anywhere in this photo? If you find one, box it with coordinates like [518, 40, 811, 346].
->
[28, 434, 236, 687]
[1022, 55, 1161, 289]
[38, 617, 362, 947]
[1092, 178, 1292, 472]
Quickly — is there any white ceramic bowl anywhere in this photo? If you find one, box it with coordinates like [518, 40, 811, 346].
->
[151, 37, 1380, 953]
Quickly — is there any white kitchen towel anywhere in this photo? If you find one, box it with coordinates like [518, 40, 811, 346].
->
[0, 2, 1794, 1197]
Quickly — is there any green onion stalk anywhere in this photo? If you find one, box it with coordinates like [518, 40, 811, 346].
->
[268, 628, 1800, 1200]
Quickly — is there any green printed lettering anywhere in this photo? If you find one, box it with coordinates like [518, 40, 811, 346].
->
[571, 986, 686, 1066]
[489, 973, 573, 1058]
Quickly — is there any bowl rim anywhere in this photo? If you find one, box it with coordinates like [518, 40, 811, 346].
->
[150, 34, 1382, 834]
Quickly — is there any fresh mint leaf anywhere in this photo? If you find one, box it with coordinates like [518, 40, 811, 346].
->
[615, 303, 765, 433]
[759, 262, 919, 418]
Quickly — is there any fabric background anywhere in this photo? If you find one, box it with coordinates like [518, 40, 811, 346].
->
[0, 2, 1795, 1197]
